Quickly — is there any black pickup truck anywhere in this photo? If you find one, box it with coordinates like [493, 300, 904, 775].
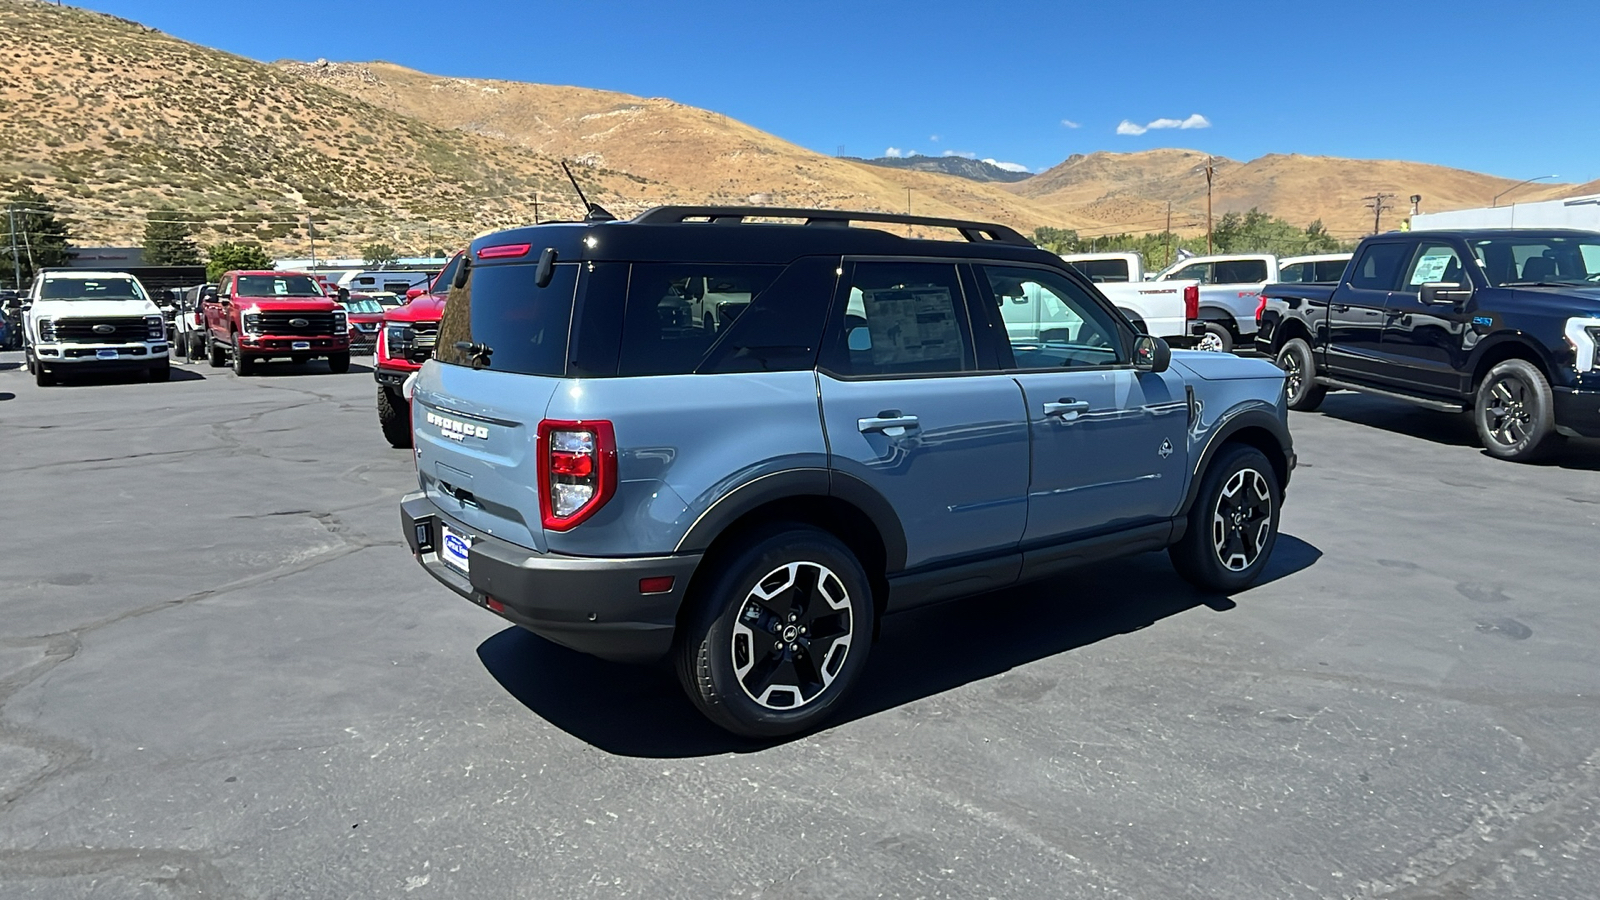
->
[1255, 229, 1600, 462]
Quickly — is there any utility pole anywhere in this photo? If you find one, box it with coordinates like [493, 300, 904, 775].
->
[1202, 156, 1215, 255]
[1164, 201, 1173, 268]
[534, 191, 541, 225]
[1363, 193, 1396, 234]
[906, 188, 912, 237]
[6, 204, 18, 290]
[307, 217, 318, 269]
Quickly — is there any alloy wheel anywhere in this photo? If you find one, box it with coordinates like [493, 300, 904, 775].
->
[1196, 332, 1226, 353]
[1212, 468, 1273, 572]
[1278, 346, 1304, 399]
[1484, 375, 1533, 447]
[730, 561, 854, 710]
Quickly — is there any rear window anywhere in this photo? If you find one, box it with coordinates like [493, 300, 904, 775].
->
[435, 263, 577, 376]
[1313, 260, 1348, 282]
[1215, 259, 1269, 283]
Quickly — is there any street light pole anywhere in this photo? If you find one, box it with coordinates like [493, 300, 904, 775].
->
[1491, 175, 1557, 207]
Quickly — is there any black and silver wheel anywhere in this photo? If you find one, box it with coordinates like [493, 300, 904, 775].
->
[676, 525, 873, 738]
[1195, 321, 1233, 353]
[1275, 337, 1327, 411]
[1474, 359, 1556, 463]
[1170, 444, 1280, 593]
[377, 386, 411, 449]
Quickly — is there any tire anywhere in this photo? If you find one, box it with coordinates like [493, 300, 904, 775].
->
[207, 334, 226, 368]
[675, 525, 874, 738]
[232, 345, 253, 376]
[1169, 444, 1281, 594]
[703, 312, 715, 333]
[327, 351, 351, 374]
[377, 386, 412, 449]
[147, 361, 171, 382]
[1275, 337, 1327, 411]
[1195, 321, 1233, 353]
[34, 361, 54, 387]
[291, 353, 312, 366]
[1474, 359, 1557, 463]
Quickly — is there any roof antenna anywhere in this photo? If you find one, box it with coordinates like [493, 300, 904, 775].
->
[561, 160, 616, 222]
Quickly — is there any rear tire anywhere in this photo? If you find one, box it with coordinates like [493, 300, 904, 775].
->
[1169, 444, 1281, 594]
[1276, 337, 1327, 411]
[327, 351, 351, 374]
[1196, 321, 1233, 353]
[675, 525, 874, 738]
[1474, 359, 1556, 463]
[377, 386, 411, 449]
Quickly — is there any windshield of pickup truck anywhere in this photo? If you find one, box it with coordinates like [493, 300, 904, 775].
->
[235, 274, 325, 297]
[39, 277, 148, 302]
[341, 297, 384, 315]
[1470, 236, 1600, 287]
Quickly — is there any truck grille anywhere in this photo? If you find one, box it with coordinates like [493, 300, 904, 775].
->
[52, 317, 151, 343]
[408, 321, 438, 364]
[260, 312, 335, 335]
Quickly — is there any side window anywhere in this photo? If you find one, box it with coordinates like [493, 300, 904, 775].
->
[1216, 259, 1269, 283]
[1349, 243, 1411, 291]
[981, 265, 1126, 370]
[1171, 262, 1211, 284]
[1279, 263, 1307, 284]
[822, 262, 972, 377]
[701, 257, 838, 374]
[1402, 242, 1466, 289]
[617, 264, 782, 376]
[1313, 260, 1349, 282]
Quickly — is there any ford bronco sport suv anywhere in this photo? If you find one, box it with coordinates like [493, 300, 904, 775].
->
[23, 269, 170, 385]
[401, 207, 1295, 737]
[202, 270, 350, 375]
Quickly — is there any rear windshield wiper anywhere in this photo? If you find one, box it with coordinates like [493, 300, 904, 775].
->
[454, 341, 494, 369]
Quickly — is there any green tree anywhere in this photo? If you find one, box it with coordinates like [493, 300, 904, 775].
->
[1, 187, 73, 289]
[1031, 227, 1081, 255]
[1302, 220, 1341, 253]
[361, 243, 398, 266]
[205, 241, 273, 282]
[142, 209, 203, 267]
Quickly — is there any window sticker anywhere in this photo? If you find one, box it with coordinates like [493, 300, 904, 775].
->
[1411, 250, 1456, 285]
[861, 286, 962, 366]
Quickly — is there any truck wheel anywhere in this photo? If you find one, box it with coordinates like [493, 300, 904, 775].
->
[232, 347, 253, 376]
[34, 362, 54, 387]
[327, 351, 351, 374]
[1169, 444, 1281, 594]
[1474, 359, 1557, 463]
[377, 386, 412, 449]
[1275, 338, 1327, 411]
[207, 334, 226, 368]
[291, 353, 312, 366]
[147, 361, 171, 382]
[675, 525, 874, 738]
[1195, 322, 1233, 353]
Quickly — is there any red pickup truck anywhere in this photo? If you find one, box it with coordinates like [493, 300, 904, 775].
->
[374, 252, 463, 447]
[203, 270, 350, 375]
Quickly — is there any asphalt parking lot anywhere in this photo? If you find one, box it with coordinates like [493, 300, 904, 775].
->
[2, 351, 1599, 899]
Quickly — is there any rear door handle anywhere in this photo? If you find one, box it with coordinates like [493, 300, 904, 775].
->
[858, 412, 920, 434]
[1043, 399, 1091, 419]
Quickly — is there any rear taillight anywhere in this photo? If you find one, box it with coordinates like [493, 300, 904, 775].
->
[1254, 293, 1268, 324]
[537, 420, 617, 531]
[1184, 284, 1199, 321]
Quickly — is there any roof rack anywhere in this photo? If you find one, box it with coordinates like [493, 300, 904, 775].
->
[630, 206, 1034, 247]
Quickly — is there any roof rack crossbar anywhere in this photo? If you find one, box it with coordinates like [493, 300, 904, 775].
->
[631, 206, 1033, 247]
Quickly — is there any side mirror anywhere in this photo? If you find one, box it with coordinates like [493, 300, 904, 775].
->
[337, 287, 350, 302]
[1420, 282, 1472, 306]
[405, 287, 425, 300]
[1133, 334, 1171, 373]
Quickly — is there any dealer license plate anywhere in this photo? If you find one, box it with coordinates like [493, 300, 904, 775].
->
[291, 341, 311, 350]
[96, 349, 118, 359]
[440, 525, 471, 574]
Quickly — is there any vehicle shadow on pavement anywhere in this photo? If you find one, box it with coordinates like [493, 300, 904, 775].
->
[0, 391, 13, 402]
[244, 361, 374, 377]
[477, 535, 1321, 758]
[1314, 394, 1600, 470]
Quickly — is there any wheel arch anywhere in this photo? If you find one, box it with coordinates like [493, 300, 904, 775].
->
[1179, 408, 1292, 516]
[1268, 316, 1313, 355]
[1468, 335, 1556, 392]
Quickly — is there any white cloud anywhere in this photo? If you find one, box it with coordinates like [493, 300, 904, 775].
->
[884, 147, 903, 158]
[929, 134, 941, 143]
[1060, 119, 1081, 129]
[942, 150, 978, 159]
[983, 158, 1031, 173]
[1116, 113, 1211, 136]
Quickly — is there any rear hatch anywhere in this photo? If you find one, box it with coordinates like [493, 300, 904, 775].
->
[410, 257, 580, 552]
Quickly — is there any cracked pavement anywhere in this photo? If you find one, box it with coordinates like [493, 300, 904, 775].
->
[1, 351, 1599, 898]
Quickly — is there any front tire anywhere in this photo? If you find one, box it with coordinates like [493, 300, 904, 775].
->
[1276, 337, 1327, 411]
[33, 361, 54, 387]
[1170, 444, 1281, 593]
[232, 345, 253, 376]
[675, 525, 874, 738]
[377, 386, 411, 449]
[207, 334, 226, 368]
[147, 361, 170, 382]
[327, 351, 351, 374]
[1474, 359, 1556, 462]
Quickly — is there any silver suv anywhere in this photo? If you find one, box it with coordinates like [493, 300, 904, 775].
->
[401, 207, 1295, 737]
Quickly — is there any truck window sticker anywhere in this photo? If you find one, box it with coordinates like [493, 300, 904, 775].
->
[1410, 248, 1458, 285]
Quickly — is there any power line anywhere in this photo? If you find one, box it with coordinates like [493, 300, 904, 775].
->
[1362, 193, 1396, 235]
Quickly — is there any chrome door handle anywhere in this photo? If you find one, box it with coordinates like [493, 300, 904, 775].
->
[858, 413, 920, 434]
[1043, 399, 1091, 419]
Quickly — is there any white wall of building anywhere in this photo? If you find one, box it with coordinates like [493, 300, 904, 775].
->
[1413, 194, 1600, 231]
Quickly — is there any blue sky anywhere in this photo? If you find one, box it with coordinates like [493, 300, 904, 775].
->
[81, 0, 1600, 182]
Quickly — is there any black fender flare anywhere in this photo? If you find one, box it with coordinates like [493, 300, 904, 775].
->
[1178, 406, 1293, 516]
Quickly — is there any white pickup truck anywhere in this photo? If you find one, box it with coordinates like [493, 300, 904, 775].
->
[22, 269, 171, 386]
[1057, 252, 1202, 347]
[1153, 254, 1280, 352]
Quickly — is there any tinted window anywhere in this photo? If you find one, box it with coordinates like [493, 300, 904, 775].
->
[1215, 259, 1269, 283]
[1279, 263, 1307, 284]
[431, 254, 464, 294]
[1349, 243, 1411, 291]
[1402, 242, 1466, 289]
[1467, 235, 1600, 286]
[236, 274, 323, 297]
[982, 265, 1125, 370]
[616, 265, 781, 376]
[1313, 260, 1349, 282]
[1066, 258, 1130, 283]
[701, 257, 837, 374]
[823, 262, 972, 376]
[435, 263, 576, 376]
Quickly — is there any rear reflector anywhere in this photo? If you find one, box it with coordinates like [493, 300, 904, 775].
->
[486, 596, 506, 613]
[477, 243, 532, 260]
[639, 576, 675, 595]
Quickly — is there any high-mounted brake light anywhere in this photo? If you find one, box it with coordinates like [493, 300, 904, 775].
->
[1184, 283, 1200, 321]
[537, 420, 617, 531]
[477, 243, 532, 260]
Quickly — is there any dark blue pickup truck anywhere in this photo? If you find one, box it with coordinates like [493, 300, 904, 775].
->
[1255, 229, 1600, 462]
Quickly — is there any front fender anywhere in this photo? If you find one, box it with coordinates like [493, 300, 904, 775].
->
[1179, 401, 1293, 516]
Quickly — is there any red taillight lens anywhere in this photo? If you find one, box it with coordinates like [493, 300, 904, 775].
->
[1184, 283, 1199, 320]
[1255, 293, 1268, 323]
[537, 420, 617, 531]
[477, 243, 531, 260]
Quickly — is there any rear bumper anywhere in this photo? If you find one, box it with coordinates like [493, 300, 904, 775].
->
[401, 492, 700, 664]
[1554, 387, 1600, 438]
